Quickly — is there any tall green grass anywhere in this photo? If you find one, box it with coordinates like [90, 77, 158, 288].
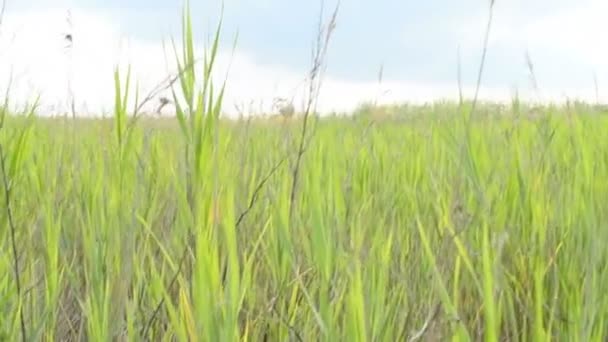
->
[2, 3, 608, 341]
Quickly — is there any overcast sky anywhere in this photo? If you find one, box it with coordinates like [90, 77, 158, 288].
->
[1, 0, 607, 115]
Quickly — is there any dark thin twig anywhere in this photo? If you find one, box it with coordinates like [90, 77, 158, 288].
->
[467, 0, 496, 124]
[235, 156, 288, 228]
[134, 58, 201, 116]
[221, 155, 288, 285]
[408, 303, 442, 342]
[593, 72, 599, 106]
[271, 304, 304, 342]
[457, 45, 463, 107]
[0, 52, 27, 340]
[459, 0, 496, 209]
[288, 1, 339, 222]
[0, 0, 6, 30]
[22, 276, 44, 296]
[141, 246, 190, 339]
[126, 56, 204, 133]
[61, 10, 76, 121]
[525, 50, 539, 97]
[0, 147, 27, 342]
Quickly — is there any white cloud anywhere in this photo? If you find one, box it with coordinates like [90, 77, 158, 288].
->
[0, 6, 606, 119]
[0, 8, 125, 114]
[479, 0, 606, 71]
[522, 2, 608, 69]
[445, 0, 608, 104]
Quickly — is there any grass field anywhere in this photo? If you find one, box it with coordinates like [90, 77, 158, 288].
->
[3, 4, 608, 342]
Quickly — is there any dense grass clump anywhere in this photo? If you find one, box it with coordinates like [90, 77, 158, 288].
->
[3, 104, 608, 341]
[2, 4, 608, 342]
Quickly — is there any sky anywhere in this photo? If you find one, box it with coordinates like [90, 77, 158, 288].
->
[0, 0, 607, 116]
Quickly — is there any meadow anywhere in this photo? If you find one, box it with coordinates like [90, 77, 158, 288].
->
[3, 4, 608, 342]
